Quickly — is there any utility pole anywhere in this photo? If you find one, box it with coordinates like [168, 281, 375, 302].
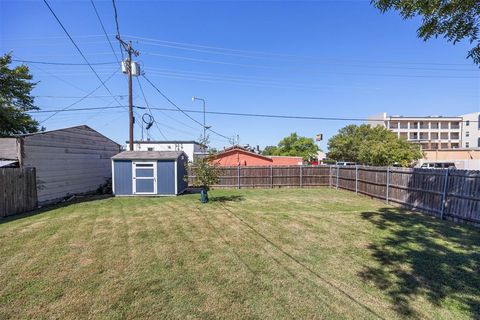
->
[117, 36, 139, 151]
[128, 42, 134, 151]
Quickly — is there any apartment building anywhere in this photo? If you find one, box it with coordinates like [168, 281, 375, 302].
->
[368, 112, 480, 150]
[461, 112, 480, 149]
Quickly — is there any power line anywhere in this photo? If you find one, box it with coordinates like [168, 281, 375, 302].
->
[111, 0, 125, 61]
[141, 75, 233, 142]
[135, 39, 478, 72]
[136, 77, 168, 139]
[29, 105, 480, 123]
[12, 59, 117, 66]
[39, 69, 120, 124]
[125, 34, 476, 68]
[141, 52, 479, 79]
[90, 0, 121, 64]
[34, 94, 127, 99]
[42, 0, 123, 107]
[136, 78, 218, 137]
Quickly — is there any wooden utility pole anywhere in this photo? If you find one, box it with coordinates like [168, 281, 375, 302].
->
[128, 42, 134, 151]
[117, 36, 139, 151]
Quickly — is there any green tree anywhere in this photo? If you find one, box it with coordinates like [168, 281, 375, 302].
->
[328, 124, 423, 167]
[188, 157, 220, 189]
[372, 0, 480, 65]
[0, 53, 41, 137]
[261, 145, 278, 156]
[188, 156, 220, 203]
[325, 125, 369, 162]
[263, 133, 319, 161]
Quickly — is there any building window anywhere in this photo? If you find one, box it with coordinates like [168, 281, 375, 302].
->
[147, 148, 154, 151]
[478, 137, 480, 147]
[466, 142, 469, 148]
[451, 143, 459, 149]
[420, 121, 429, 129]
[466, 120, 470, 126]
[466, 131, 470, 137]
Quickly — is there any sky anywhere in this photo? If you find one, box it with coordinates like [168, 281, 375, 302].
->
[1, 0, 479, 150]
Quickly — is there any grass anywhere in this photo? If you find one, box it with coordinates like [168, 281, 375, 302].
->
[0, 188, 479, 319]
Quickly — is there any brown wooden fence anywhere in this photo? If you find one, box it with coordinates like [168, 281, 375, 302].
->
[331, 166, 480, 224]
[188, 165, 331, 188]
[188, 165, 480, 224]
[0, 168, 38, 218]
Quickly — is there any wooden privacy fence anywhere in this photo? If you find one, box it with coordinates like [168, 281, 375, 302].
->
[188, 165, 331, 188]
[188, 165, 480, 224]
[331, 166, 480, 224]
[0, 168, 38, 217]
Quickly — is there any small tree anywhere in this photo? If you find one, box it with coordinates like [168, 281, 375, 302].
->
[188, 157, 220, 203]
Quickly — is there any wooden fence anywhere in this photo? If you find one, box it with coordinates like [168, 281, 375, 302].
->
[188, 165, 480, 224]
[188, 165, 331, 188]
[331, 166, 480, 224]
[0, 168, 38, 218]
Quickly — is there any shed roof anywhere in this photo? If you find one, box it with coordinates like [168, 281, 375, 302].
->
[112, 151, 186, 160]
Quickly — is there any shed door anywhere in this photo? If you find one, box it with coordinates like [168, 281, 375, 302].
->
[132, 162, 157, 195]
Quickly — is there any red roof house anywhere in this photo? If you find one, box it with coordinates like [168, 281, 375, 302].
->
[210, 146, 303, 166]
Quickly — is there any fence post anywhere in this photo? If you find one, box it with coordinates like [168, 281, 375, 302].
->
[440, 168, 450, 219]
[386, 166, 390, 204]
[355, 165, 358, 194]
[300, 165, 303, 188]
[237, 165, 241, 189]
[329, 165, 332, 188]
[270, 166, 273, 188]
[336, 165, 339, 189]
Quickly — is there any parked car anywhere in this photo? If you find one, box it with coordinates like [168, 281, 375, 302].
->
[335, 161, 356, 166]
[420, 162, 456, 169]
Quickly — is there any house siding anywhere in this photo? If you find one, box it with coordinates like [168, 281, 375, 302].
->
[0, 138, 20, 160]
[20, 126, 120, 203]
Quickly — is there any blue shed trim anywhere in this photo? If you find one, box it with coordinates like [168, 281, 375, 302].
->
[113, 160, 132, 195]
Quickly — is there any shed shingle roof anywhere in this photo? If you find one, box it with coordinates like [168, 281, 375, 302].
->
[112, 151, 186, 160]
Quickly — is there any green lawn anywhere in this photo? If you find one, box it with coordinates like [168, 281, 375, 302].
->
[0, 188, 479, 319]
